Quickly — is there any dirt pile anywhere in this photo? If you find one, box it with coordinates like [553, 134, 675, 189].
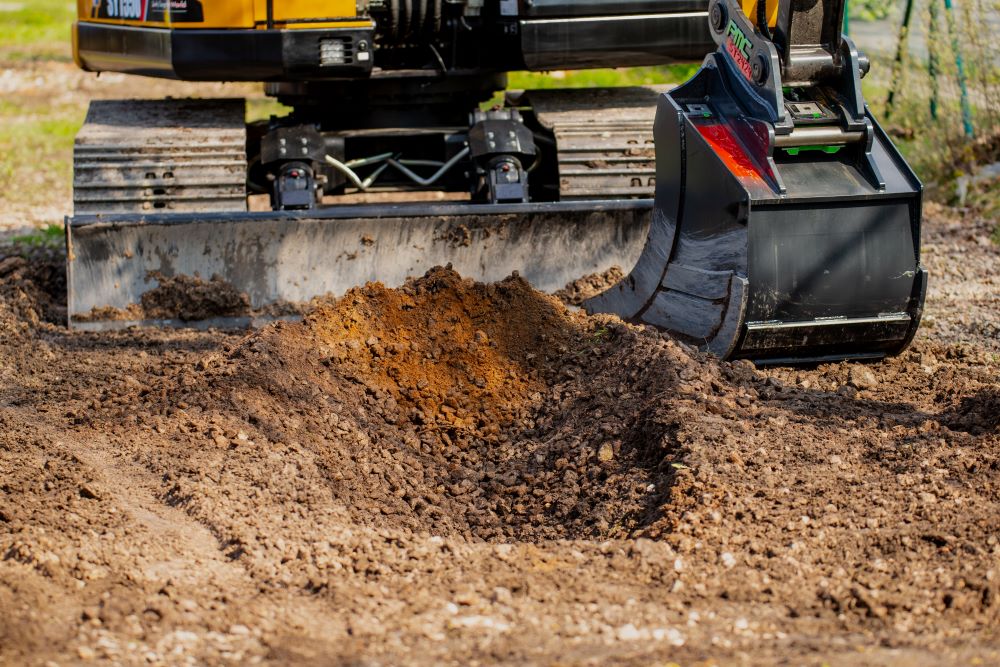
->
[123, 267, 724, 543]
[0, 245, 64, 330]
[0, 246, 65, 385]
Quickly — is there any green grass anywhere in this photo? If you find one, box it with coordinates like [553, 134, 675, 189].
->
[484, 64, 699, 109]
[0, 99, 85, 209]
[591, 326, 610, 341]
[508, 64, 699, 90]
[849, 1, 891, 21]
[11, 223, 63, 247]
[0, 0, 75, 61]
[247, 97, 294, 124]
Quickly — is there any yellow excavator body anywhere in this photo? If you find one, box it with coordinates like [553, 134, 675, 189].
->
[75, 0, 370, 30]
[739, 0, 778, 27]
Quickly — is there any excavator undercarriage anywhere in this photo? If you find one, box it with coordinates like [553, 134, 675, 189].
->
[67, 0, 925, 363]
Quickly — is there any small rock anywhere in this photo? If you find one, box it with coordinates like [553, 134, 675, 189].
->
[653, 627, 686, 646]
[616, 623, 642, 641]
[848, 365, 878, 390]
[491, 587, 513, 605]
[720, 552, 737, 569]
[836, 384, 858, 398]
[77, 646, 97, 660]
[178, 599, 199, 613]
[454, 591, 478, 606]
[666, 627, 685, 646]
[598, 443, 614, 462]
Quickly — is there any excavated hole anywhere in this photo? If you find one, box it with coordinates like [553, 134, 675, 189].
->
[154, 267, 707, 542]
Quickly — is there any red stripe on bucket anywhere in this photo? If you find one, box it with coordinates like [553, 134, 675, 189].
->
[694, 123, 765, 186]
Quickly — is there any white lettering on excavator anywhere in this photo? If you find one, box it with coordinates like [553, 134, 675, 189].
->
[105, 0, 145, 19]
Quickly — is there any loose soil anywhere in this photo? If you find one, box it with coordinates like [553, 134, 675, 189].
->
[556, 267, 626, 307]
[75, 273, 254, 324]
[1, 205, 998, 666]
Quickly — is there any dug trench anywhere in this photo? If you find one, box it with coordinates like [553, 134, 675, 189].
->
[0, 208, 999, 665]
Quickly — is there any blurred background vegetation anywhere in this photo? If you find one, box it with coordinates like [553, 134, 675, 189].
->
[0, 0, 998, 230]
[851, 0, 893, 21]
[0, 0, 75, 61]
[857, 0, 999, 220]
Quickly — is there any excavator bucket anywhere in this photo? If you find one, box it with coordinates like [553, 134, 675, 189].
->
[585, 82, 927, 363]
[586, 0, 926, 363]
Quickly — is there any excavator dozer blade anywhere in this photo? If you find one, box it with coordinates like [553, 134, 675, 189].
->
[66, 201, 651, 331]
[584, 63, 927, 364]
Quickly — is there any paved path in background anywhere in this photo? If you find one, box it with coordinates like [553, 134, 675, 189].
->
[851, 6, 1000, 65]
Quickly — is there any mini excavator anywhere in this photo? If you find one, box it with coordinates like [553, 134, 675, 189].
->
[68, 0, 925, 363]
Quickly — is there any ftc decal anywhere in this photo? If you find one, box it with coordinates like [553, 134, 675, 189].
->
[725, 19, 754, 81]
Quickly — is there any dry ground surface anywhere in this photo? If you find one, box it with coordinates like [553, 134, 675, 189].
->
[0, 201, 998, 666]
[1, 47, 1000, 667]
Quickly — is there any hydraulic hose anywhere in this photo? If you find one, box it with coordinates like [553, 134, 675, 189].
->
[757, 0, 772, 40]
[386, 147, 470, 186]
[325, 147, 470, 190]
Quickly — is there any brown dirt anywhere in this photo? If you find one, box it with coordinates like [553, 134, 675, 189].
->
[76, 272, 252, 323]
[556, 266, 626, 307]
[1, 207, 999, 666]
[140, 272, 252, 321]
